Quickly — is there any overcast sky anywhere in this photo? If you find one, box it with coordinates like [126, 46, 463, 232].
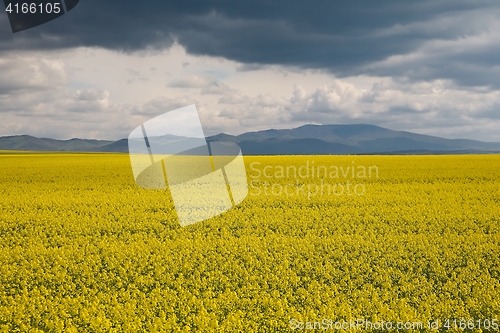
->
[1, 0, 500, 141]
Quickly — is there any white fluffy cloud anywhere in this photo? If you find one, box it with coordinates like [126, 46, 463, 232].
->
[0, 57, 66, 96]
[1, 45, 500, 142]
[207, 78, 500, 141]
[0, 52, 122, 138]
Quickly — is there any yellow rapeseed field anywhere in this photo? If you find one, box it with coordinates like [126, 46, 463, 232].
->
[0, 153, 499, 332]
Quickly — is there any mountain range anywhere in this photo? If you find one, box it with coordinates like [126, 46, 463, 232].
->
[1, 124, 500, 155]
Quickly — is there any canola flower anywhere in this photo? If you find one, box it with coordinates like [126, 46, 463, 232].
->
[0, 152, 499, 332]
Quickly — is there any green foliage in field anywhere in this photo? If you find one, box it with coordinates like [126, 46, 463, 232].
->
[0, 154, 499, 332]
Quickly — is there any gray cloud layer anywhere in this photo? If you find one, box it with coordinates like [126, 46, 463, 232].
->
[1, 1, 499, 87]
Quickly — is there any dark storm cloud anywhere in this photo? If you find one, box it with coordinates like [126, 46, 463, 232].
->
[0, 0, 498, 86]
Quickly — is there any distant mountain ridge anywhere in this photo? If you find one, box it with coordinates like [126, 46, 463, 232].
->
[0, 135, 127, 152]
[1, 124, 500, 155]
[207, 124, 500, 155]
